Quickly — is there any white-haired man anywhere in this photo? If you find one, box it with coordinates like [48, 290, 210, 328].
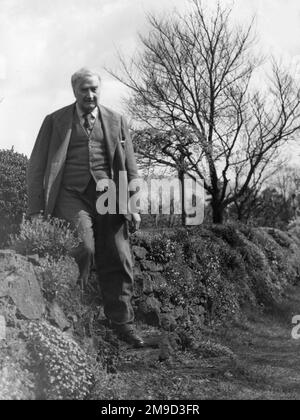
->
[27, 68, 144, 348]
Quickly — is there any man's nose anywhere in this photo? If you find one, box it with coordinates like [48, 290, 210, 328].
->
[86, 90, 93, 98]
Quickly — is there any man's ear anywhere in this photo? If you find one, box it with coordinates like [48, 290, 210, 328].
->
[72, 83, 79, 97]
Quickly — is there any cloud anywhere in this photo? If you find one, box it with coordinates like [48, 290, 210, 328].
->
[0, 0, 191, 155]
[0, 0, 300, 157]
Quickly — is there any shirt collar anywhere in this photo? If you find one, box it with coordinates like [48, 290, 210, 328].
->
[76, 103, 99, 119]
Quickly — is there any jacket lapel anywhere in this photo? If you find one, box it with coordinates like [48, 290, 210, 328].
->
[99, 105, 120, 170]
[45, 105, 74, 207]
[52, 104, 75, 166]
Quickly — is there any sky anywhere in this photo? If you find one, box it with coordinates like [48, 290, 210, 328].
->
[1, 0, 300, 157]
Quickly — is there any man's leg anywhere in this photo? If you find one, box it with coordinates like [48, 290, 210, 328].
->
[94, 213, 134, 325]
[53, 187, 95, 289]
[94, 213, 144, 347]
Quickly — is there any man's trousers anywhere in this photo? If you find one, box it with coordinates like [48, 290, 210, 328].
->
[53, 179, 134, 325]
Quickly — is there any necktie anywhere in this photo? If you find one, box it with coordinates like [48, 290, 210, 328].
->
[82, 113, 93, 134]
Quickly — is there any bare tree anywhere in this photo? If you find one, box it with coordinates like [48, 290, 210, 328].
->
[108, 0, 300, 223]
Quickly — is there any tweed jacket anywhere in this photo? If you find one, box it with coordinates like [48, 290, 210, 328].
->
[27, 103, 138, 220]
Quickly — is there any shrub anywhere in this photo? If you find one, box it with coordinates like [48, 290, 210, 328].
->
[0, 148, 28, 247]
[147, 234, 176, 264]
[210, 223, 245, 247]
[265, 228, 294, 248]
[27, 321, 94, 400]
[10, 215, 79, 261]
[37, 255, 79, 307]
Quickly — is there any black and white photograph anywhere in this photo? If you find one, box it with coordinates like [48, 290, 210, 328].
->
[1, 0, 300, 403]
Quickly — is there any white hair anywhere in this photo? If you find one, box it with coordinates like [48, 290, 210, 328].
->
[71, 67, 101, 90]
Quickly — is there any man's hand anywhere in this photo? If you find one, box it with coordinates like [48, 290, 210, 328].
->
[129, 213, 141, 234]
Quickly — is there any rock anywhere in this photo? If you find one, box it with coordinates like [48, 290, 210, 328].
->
[173, 306, 184, 319]
[160, 313, 177, 331]
[132, 246, 148, 260]
[136, 296, 161, 326]
[150, 273, 167, 291]
[141, 261, 164, 272]
[158, 337, 172, 361]
[146, 296, 161, 310]
[133, 275, 143, 297]
[0, 297, 17, 328]
[48, 301, 70, 331]
[133, 266, 143, 277]
[36, 270, 57, 302]
[27, 254, 41, 267]
[0, 280, 8, 297]
[143, 276, 154, 295]
[158, 332, 176, 362]
[134, 273, 153, 297]
[0, 250, 45, 320]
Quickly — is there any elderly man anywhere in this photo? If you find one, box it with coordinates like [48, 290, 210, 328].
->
[27, 68, 144, 348]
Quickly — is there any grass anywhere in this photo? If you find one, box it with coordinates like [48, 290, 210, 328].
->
[91, 285, 300, 400]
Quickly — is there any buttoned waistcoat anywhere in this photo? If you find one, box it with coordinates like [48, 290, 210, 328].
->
[62, 109, 110, 192]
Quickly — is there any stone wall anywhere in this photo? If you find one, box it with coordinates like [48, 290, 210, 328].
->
[1, 223, 300, 399]
[0, 250, 93, 400]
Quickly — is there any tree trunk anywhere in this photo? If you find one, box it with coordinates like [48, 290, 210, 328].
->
[212, 200, 224, 224]
[179, 169, 186, 226]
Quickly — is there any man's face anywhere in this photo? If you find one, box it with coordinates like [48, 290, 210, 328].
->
[73, 75, 100, 113]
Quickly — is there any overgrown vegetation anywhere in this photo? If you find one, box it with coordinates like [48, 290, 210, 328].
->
[10, 215, 79, 260]
[132, 223, 300, 322]
[2, 208, 300, 399]
[27, 321, 94, 400]
[0, 148, 28, 247]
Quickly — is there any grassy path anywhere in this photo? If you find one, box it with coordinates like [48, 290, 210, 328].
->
[93, 286, 300, 400]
